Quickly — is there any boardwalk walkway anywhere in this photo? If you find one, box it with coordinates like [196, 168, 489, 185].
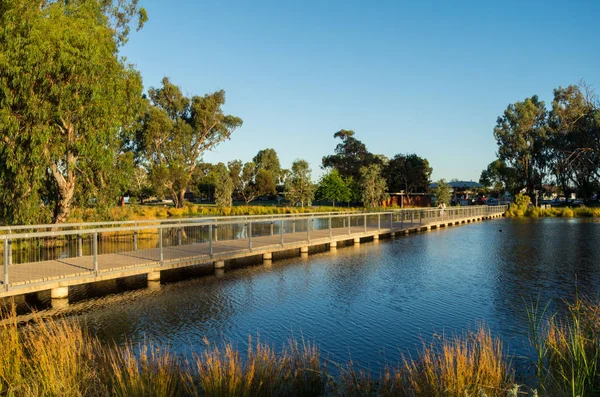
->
[0, 206, 506, 300]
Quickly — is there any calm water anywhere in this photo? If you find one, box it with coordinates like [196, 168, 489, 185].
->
[50, 218, 600, 377]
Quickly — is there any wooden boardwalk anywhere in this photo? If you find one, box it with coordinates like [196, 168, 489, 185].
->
[0, 208, 506, 300]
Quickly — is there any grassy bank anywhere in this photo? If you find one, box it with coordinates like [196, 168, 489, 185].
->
[506, 206, 600, 218]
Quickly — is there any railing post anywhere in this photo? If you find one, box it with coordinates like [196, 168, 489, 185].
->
[248, 222, 253, 251]
[93, 232, 98, 274]
[4, 239, 10, 288]
[209, 224, 213, 256]
[270, 221, 274, 236]
[378, 213, 381, 230]
[280, 220, 284, 246]
[177, 225, 182, 246]
[293, 220, 296, 233]
[133, 230, 138, 251]
[411, 211, 414, 225]
[364, 214, 367, 232]
[329, 216, 332, 239]
[307, 218, 311, 242]
[159, 227, 163, 263]
[348, 215, 351, 234]
[77, 234, 83, 257]
[390, 212, 393, 228]
[420, 210, 423, 225]
[214, 225, 218, 242]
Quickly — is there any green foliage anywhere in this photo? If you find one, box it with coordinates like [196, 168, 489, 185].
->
[359, 164, 388, 208]
[322, 130, 380, 181]
[548, 84, 600, 201]
[0, 0, 145, 224]
[211, 163, 234, 207]
[479, 159, 520, 195]
[489, 83, 600, 202]
[315, 169, 351, 206]
[136, 78, 242, 208]
[384, 153, 432, 193]
[284, 159, 315, 207]
[493, 95, 548, 196]
[432, 179, 452, 205]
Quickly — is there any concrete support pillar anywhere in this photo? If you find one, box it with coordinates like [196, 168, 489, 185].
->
[353, 237, 361, 244]
[425, 226, 431, 231]
[213, 260, 225, 269]
[330, 241, 337, 251]
[147, 271, 161, 282]
[373, 234, 379, 240]
[300, 246, 309, 259]
[50, 287, 69, 300]
[390, 232, 396, 238]
[404, 229, 409, 235]
[147, 280, 161, 291]
[214, 268, 225, 276]
[51, 298, 69, 309]
[263, 252, 273, 261]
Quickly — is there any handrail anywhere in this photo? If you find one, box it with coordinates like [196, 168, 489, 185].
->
[0, 209, 372, 232]
[0, 206, 507, 241]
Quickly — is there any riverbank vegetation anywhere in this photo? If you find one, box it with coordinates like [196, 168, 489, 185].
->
[481, 83, 600, 205]
[506, 194, 600, 218]
[4, 295, 600, 396]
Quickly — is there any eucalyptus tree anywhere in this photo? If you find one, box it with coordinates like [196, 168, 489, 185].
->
[137, 78, 243, 208]
[227, 160, 243, 200]
[252, 148, 282, 196]
[493, 96, 548, 195]
[322, 130, 378, 180]
[432, 179, 452, 205]
[384, 153, 432, 193]
[359, 164, 388, 208]
[284, 160, 315, 207]
[211, 163, 234, 207]
[548, 84, 600, 200]
[315, 169, 351, 207]
[0, 0, 147, 224]
[479, 160, 520, 195]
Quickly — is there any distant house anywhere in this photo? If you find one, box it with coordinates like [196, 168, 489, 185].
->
[429, 180, 484, 205]
[382, 192, 431, 208]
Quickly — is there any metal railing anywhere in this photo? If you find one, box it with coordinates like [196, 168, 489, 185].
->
[0, 205, 507, 291]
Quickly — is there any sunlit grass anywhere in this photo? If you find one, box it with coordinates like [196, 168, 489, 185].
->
[14, 297, 600, 396]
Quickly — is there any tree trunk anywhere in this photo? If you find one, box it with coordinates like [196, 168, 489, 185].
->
[177, 189, 186, 208]
[50, 161, 76, 224]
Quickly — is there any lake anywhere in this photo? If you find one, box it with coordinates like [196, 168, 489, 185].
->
[43, 217, 600, 380]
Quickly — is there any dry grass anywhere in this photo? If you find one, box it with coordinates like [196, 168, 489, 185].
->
[188, 336, 328, 397]
[397, 327, 514, 397]
[16, 301, 600, 396]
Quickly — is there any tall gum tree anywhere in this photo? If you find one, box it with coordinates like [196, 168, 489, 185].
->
[137, 78, 243, 208]
[0, 0, 146, 224]
[493, 96, 548, 196]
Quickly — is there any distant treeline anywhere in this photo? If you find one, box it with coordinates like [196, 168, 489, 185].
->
[481, 82, 600, 202]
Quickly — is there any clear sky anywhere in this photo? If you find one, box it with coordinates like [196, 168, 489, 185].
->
[121, 0, 600, 182]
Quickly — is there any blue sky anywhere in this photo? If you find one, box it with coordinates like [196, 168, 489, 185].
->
[121, 0, 600, 182]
